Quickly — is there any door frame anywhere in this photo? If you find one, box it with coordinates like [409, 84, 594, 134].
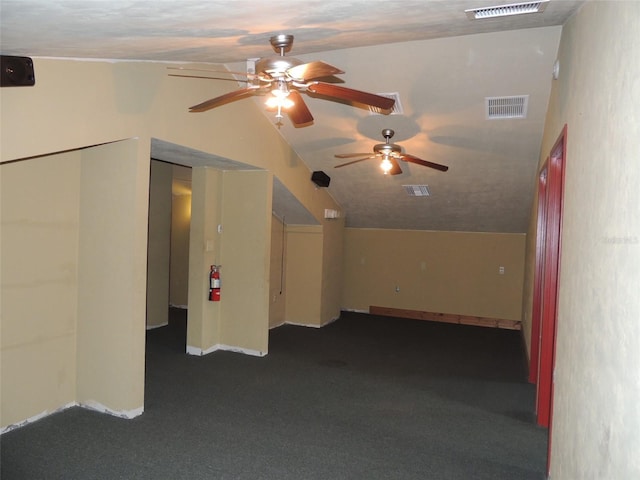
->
[529, 166, 548, 385]
[531, 125, 567, 476]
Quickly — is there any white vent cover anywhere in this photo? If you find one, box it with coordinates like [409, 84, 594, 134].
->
[324, 208, 341, 219]
[369, 92, 403, 115]
[486, 95, 529, 119]
[403, 185, 430, 197]
[465, 1, 549, 19]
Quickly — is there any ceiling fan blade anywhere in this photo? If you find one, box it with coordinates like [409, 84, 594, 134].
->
[287, 90, 314, 127]
[388, 158, 403, 175]
[189, 86, 260, 112]
[167, 66, 255, 79]
[287, 61, 344, 81]
[334, 156, 376, 168]
[307, 82, 395, 110]
[169, 73, 251, 83]
[334, 152, 374, 159]
[400, 154, 449, 172]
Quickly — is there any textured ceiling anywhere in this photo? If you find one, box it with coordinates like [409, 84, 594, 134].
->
[0, 0, 586, 232]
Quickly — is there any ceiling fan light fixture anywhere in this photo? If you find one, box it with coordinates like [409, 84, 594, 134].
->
[182, 34, 395, 127]
[380, 157, 393, 174]
[266, 79, 294, 118]
[265, 95, 294, 109]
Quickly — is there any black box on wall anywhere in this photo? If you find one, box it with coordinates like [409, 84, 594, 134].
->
[311, 171, 330, 188]
[1, 55, 36, 87]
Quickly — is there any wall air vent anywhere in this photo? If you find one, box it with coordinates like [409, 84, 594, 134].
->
[369, 92, 403, 115]
[403, 185, 430, 197]
[465, 0, 549, 19]
[486, 95, 529, 119]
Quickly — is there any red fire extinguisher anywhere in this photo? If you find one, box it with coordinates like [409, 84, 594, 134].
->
[209, 265, 221, 301]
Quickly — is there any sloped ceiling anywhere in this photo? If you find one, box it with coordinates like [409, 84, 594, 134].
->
[0, 0, 586, 232]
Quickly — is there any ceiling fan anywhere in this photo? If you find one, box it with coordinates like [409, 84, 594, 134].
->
[334, 129, 449, 175]
[168, 34, 395, 127]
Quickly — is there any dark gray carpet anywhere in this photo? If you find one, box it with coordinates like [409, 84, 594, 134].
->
[1, 310, 548, 479]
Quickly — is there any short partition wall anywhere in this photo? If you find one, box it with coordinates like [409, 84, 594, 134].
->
[186, 168, 272, 357]
[1, 139, 148, 431]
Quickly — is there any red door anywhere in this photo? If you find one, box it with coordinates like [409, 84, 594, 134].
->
[531, 125, 567, 474]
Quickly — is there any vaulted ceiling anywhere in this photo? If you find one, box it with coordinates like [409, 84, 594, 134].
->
[1, 0, 585, 232]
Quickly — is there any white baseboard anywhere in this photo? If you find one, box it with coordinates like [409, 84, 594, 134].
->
[285, 314, 340, 329]
[284, 321, 322, 329]
[186, 343, 266, 357]
[1, 402, 76, 435]
[341, 308, 369, 313]
[146, 322, 168, 330]
[1, 400, 143, 435]
[79, 400, 144, 419]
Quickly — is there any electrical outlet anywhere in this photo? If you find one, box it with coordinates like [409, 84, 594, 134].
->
[499, 266, 505, 275]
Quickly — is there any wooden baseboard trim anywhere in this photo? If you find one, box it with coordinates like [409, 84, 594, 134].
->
[369, 306, 521, 331]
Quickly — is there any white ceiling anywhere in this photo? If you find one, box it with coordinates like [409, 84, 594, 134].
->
[0, 0, 586, 232]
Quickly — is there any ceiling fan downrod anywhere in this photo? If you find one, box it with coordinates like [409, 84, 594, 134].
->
[374, 129, 401, 157]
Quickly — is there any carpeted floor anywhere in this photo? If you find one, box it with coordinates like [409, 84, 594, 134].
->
[0, 310, 548, 479]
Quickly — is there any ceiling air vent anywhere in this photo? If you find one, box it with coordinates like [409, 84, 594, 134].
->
[403, 185, 430, 197]
[465, 0, 549, 19]
[486, 95, 529, 119]
[369, 92, 403, 115]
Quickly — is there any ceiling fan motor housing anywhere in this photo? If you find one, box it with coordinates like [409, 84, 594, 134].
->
[374, 143, 402, 157]
[255, 56, 302, 78]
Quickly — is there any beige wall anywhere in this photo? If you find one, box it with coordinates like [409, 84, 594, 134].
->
[186, 168, 273, 355]
[320, 217, 345, 324]
[218, 170, 272, 353]
[342, 228, 525, 321]
[76, 139, 148, 416]
[1, 139, 148, 428]
[269, 215, 286, 328]
[1, 151, 81, 427]
[169, 165, 192, 308]
[186, 167, 223, 352]
[147, 160, 173, 328]
[285, 226, 324, 326]
[169, 192, 191, 308]
[1, 58, 342, 429]
[275, 216, 345, 328]
[523, 2, 640, 478]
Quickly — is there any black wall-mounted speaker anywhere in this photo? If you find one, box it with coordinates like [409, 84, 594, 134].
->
[1, 55, 36, 87]
[311, 171, 330, 188]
